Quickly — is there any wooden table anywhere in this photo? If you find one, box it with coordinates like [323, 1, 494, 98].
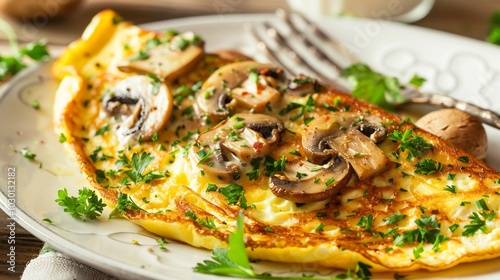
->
[1, 0, 499, 278]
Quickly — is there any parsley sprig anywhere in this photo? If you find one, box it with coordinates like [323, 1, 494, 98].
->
[487, 11, 500, 45]
[341, 63, 426, 111]
[124, 152, 165, 184]
[0, 19, 50, 81]
[194, 212, 373, 279]
[55, 188, 106, 221]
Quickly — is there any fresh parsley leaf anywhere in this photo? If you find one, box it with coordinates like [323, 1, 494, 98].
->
[186, 210, 216, 229]
[59, 133, 67, 143]
[356, 214, 374, 233]
[124, 152, 164, 184]
[156, 237, 168, 250]
[109, 192, 143, 218]
[263, 155, 286, 176]
[408, 74, 426, 88]
[21, 41, 50, 61]
[341, 63, 404, 110]
[383, 212, 407, 225]
[95, 124, 109, 136]
[218, 183, 253, 210]
[20, 148, 36, 160]
[147, 73, 161, 95]
[129, 50, 150, 61]
[413, 242, 424, 259]
[194, 211, 255, 277]
[444, 185, 457, 194]
[388, 129, 433, 159]
[415, 159, 443, 175]
[487, 11, 500, 45]
[55, 187, 106, 221]
[31, 100, 40, 110]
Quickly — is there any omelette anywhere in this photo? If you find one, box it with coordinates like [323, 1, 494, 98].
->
[52, 10, 500, 273]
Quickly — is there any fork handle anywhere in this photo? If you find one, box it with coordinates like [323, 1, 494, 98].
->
[408, 93, 500, 129]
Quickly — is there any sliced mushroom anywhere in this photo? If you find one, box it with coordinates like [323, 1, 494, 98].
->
[287, 74, 322, 96]
[190, 113, 284, 181]
[194, 61, 286, 124]
[117, 32, 204, 81]
[302, 113, 389, 181]
[102, 75, 172, 143]
[270, 156, 352, 203]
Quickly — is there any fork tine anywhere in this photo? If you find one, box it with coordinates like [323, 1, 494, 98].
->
[247, 24, 298, 77]
[262, 22, 336, 85]
[276, 9, 345, 75]
[283, 9, 359, 65]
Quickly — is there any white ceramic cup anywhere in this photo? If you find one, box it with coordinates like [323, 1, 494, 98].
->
[286, 0, 436, 23]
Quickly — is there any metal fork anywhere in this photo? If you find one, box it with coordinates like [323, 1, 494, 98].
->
[249, 9, 500, 129]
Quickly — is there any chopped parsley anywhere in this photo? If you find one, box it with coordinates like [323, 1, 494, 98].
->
[59, 133, 67, 143]
[186, 210, 216, 229]
[388, 129, 433, 160]
[356, 214, 374, 234]
[147, 73, 161, 95]
[109, 192, 143, 218]
[218, 183, 253, 210]
[124, 152, 165, 184]
[263, 155, 286, 176]
[95, 124, 110, 136]
[415, 159, 443, 175]
[20, 148, 36, 160]
[383, 212, 407, 225]
[462, 211, 495, 236]
[443, 185, 457, 194]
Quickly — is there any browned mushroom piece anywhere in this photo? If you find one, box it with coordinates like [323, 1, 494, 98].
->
[193, 61, 286, 124]
[286, 74, 322, 96]
[302, 113, 389, 181]
[117, 32, 204, 81]
[190, 113, 284, 182]
[102, 75, 172, 144]
[270, 156, 353, 203]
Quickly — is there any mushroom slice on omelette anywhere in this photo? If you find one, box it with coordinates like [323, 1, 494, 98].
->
[52, 10, 500, 272]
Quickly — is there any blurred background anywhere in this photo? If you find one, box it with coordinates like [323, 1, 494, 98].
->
[0, 0, 497, 47]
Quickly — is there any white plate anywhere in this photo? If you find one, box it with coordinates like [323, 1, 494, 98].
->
[1, 13, 500, 280]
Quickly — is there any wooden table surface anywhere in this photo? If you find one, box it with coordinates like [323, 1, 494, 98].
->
[1, 0, 499, 278]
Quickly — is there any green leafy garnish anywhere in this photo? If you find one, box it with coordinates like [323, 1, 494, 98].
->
[59, 133, 67, 143]
[20, 148, 36, 160]
[388, 129, 433, 160]
[55, 187, 106, 221]
[124, 152, 165, 184]
[156, 237, 168, 250]
[342, 63, 427, 110]
[218, 183, 253, 210]
[356, 214, 374, 233]
[109, 192, 143, 218]
[194, 212, 369, 279]
[186, 210, 216, 229]
[383, 212, 407, 225]
[0, 19, 50, 81]
[95, 124, 110, 136]
[443, 185, 457, 194]
[194, 211, 255, 277]
[31, 100, 40, 110]
[147, 73, 161, 95]
[415, 159, 443, 175]
[487, 11, 500, 45]
[462, 211, 496, 236]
